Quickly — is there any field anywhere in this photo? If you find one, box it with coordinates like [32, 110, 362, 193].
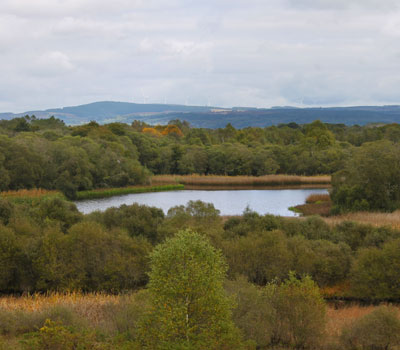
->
[151, 174, 331, 187]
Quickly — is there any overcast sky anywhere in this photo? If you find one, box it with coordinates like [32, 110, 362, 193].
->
[1, 0, 400, 112]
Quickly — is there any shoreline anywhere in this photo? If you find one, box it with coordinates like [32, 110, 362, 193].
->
[75, 184, 185, 200]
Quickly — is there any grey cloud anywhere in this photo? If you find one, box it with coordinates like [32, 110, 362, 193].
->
[1, 0, 400, 112]
[285, 0, 400, 11]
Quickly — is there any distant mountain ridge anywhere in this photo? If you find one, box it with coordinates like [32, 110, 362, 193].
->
[2, 101, 400, 128]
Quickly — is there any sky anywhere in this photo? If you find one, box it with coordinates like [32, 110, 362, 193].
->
[1, 0, 400, 112]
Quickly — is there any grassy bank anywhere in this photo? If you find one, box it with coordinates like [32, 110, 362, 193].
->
[152, 174, 331, 187]
[76, 184, 184, 200]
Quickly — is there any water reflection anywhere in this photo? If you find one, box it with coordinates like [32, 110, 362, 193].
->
[75, 188, 329, 217]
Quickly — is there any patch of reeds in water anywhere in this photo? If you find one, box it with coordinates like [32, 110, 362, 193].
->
[152, 174, 331, 187]
[291, 193, 332, 216]
[306, 193, 331, 204]
[76, 184, 184, 200]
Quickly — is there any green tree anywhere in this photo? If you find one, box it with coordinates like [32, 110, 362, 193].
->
[137, 230, 248, 350]
[331, 140, 400, 212]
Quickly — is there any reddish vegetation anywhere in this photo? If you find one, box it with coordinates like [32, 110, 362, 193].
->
[0, 188, 61, 198]
[142, 124, 183, 138]
[306, 193, 331, 204]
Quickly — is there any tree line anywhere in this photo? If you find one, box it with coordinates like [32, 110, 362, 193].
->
[2, 116, 400, 210]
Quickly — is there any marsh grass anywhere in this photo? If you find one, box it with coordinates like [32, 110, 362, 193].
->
[291, 193, 332, 216]
[324, 210, 400, 230]
[0, 292, 119, 327]
[1, 293, 399, 349]
[76, 184, 184, 200]
[0, 189, 64, 205]
[152, 174, 331, 187]
[306, 193, 331, 204]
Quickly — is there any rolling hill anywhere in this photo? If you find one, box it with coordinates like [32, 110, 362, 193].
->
[2, 101, 400, 128]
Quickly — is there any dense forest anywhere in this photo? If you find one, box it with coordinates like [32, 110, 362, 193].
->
[1, 116, 400, 203]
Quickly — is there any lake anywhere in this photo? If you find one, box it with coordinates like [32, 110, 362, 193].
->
[74, 188, 329, 216]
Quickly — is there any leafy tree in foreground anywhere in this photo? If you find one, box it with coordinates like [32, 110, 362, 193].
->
[137, 230, 249, 350]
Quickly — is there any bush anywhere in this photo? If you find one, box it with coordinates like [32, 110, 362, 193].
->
[222, 230, 291, 285]
[22, 319, 101, 350]
[331, 140, 400, 212]
[98, 291, 150, 340]
[340, 306, 400, 350]
[267, 273, 326, 349]
[226, 274, 326, 349]
[0, 305, 84, 336]
[350, 239, 400, 300]
[225, 277, 273, 348]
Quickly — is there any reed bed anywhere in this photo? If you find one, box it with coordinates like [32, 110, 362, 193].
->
[0, 292, 120, 326]
[76, 184, 184, 200]
[0, 188, 62, 199]
[291, 193, 332, 216]
[306, 193, 331, 204]
[152, 174, 331, 187]
[324, 210, 400, 230]
[0, 188, 64, 205]
[1, 293, 397, 340]
[326, 304, 400, 339]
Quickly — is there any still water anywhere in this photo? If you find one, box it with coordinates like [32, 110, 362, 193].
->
[75, 188, 329, 216]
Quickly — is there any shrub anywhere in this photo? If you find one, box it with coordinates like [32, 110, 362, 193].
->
[350, 239, 400, 300]
[98, 291, 150, 340]
[22, 319, 101, 350]
[226, 274, 326, 349]
[340, 306, 400, 350]
[225, 277, 273, 348]
[0, 305, 84, 336]
[267, 273, 326, 349]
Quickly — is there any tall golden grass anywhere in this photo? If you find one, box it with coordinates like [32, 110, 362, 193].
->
[152, 174, 331, 187]
[1, 293, 398, 339]
[324, 210, 400, 230]
[0, 292, 119, 326]
[326, 305, 386, 338]
[306, 193, 331, 204]
[0, 188, 61, 199]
